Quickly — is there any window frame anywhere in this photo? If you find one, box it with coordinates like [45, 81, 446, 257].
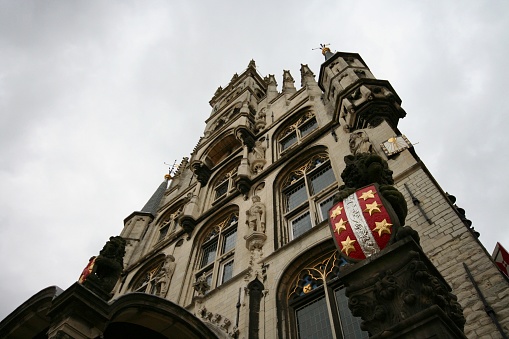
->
[286, 251, 368, 339]
[219, 256, 235, 285]
[213, 166, 238, 203]
[196, 212, 239, 291]
[278, 112, 318, 154]
[130, 259, 166, 295]
[156, 206, 183, 244]
[281, 153, 337, 243]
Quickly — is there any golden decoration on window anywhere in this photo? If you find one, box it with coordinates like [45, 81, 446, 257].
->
[204, 213, 239, 242]
[278, 112, 315, 139]
[288, 251, 344, 300]
[282, 153, 329, 188]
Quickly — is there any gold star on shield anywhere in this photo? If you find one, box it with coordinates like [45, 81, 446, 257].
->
[334, 219, 348, 234]
[364, 201, 382, 215]
[372, 219, 393, 236]
[341, 236, 356, 255]
[330, 205, 343, 218]
[359, 189, 376, 201]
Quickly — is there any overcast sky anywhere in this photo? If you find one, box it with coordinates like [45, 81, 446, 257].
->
[1, 1, 508, 319]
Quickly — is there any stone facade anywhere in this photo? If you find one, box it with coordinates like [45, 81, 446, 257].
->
[2, 52, 508, 339]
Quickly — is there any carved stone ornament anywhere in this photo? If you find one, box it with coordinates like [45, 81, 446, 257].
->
[244, 232, 267, 252]
[245, 195, 266, 233]
[191, 161, 212, 186]
[254, 108, 267, 131]
[198, 306, 234, 337]
[340, 83, 406, 131]
[193, 272, 210, 296]
[248, 141, 267, 174]
[83, 236, 126, 298]
[341, 238, 466, 338]
[349, 130, 374, 155]
[154, 254, 176, 297]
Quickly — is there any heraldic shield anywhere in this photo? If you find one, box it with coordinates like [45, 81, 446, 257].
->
[329, 183, 401, 261]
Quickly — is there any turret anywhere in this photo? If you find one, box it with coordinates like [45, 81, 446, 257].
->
[121, 176, 169, 266]
[318, 49, 406, 132]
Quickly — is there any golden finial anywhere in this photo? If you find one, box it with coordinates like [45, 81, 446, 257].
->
[164, 160, 178, 180]
[312, 43, 331, 56]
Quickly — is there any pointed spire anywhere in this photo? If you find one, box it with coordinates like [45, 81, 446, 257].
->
[247, 59, 256, 69]
[300, 64, 316, 86]
[266, 74, 278, 102]
[141, 176, 169, 216]
[282, 70, 296, 95]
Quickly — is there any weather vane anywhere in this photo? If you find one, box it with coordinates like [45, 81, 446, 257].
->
[164, 160, 177, 180]
[312, 43, 331, 56]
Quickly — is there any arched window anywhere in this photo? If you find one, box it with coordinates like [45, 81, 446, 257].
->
[211, 159, 240, 203]
[131, 257, 166, 295]
[280, 248, 368, 339]
[196, 212, 239, 292]
[278, 111, 318, 153]
[280, 153, 337, 244]
[156, 205, 184, 243]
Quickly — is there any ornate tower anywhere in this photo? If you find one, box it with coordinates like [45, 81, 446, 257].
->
[2, 50, 508, 339]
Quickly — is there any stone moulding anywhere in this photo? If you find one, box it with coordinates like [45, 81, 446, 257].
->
[340, 237, 466, 338]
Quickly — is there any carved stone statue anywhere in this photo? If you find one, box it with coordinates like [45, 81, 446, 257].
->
[155, 255, 176, 297]
[349, 131, 373, 155]
[255, 108, 267, 131]
[83, 236, 126, 295]
[334, 153, 418, 244]
[249, 141, 267, 174]
[246, 195, 266, 232]
[193, 272, 210, 296]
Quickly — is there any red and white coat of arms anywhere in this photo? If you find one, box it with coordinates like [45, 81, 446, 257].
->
[329, 184, 401, 261]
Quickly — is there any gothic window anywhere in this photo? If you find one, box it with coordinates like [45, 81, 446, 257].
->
[131, 257, 166, 295]
[281, 153, 337, 243]
[287, 251, 368, 339]
[197, 212, 239, 291]
[278, 111, 318, 153]
[214, 167, 238, 201]
[156, 206, 183, 243]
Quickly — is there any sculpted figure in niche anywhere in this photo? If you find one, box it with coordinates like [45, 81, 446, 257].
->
[349, 131, 374, 155]
[249, 140, 267, 174]
[155, 254, 176, 297]
[246, 195, 266, 232]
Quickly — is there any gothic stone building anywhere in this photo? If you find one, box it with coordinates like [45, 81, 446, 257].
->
[1, 49, 508, 339]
